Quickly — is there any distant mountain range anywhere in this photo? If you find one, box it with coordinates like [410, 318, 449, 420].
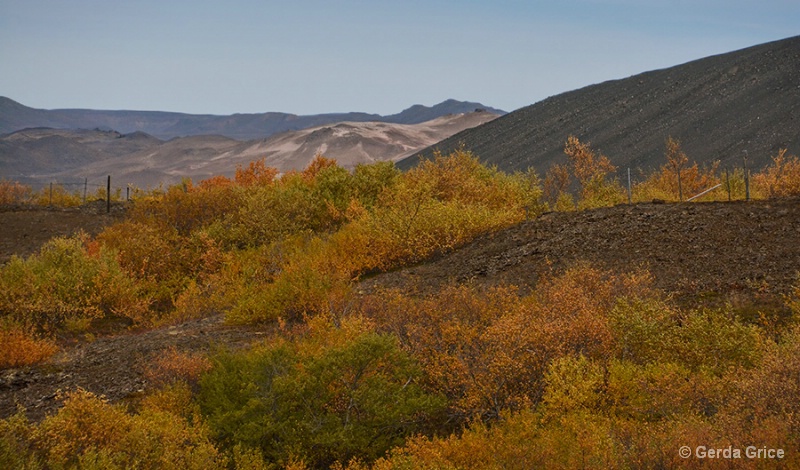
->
[399, 35, 800, 176]
[0, 97, 505, 141]
[0, 111, 500, 188]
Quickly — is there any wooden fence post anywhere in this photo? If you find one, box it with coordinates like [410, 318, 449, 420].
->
[107, 175, 111, 213]
[725, 168, 731, 201]
[627, 168, 632, 204]
[743, 153, 750, 202]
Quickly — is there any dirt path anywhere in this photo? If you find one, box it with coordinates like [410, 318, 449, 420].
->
[0, 202, 126, 265]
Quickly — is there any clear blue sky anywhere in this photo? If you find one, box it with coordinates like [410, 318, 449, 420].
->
[1, 0, 798, 116]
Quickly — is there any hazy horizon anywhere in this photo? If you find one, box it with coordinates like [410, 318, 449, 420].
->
[1, 1, 798, 116]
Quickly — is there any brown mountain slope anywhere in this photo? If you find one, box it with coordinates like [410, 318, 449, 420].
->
[399, 35, 800, 177]
[30, 111, 498, 188]
[228, 111, 500, 172]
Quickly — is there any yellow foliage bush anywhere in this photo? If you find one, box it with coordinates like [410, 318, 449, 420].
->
[0, 179, 31, 204]
[0, 233, 148, 329]
[32, 183, 83, 207]
[217, 150, 542, 323]
[28, 388, 225, 469]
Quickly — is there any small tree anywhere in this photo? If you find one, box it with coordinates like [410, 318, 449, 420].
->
[564, 136, 624, 209]
[666, 137, 688, 201]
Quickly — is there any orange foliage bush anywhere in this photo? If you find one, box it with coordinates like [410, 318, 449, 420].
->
[563, 136, 625, 209]
[144, 347, 213, 388]
[362, 266, 654, 422]
[753, 148, 800, 198]
[130, 179, 243, 236]
[0, 323, 58, 369]
[235, 158, 279, 187]
[635, 160, 721, 202]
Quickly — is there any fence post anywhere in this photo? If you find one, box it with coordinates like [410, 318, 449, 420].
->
[725, 168, 731, 201]
[83, 178, 88, 204]
[627, 168, 632, 204]
[743, 152, 750, 202]
[107, 175, 111, 213]
[49, 182, 53, 206]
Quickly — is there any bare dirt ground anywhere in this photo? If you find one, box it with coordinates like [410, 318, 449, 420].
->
[0, 315, 267, 422]
[0, 201, 126, 265]
[2, 198, 799, 422]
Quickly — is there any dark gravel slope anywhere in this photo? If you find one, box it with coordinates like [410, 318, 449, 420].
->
[399, 36, 800, 176]
[362, 198, 800, 304]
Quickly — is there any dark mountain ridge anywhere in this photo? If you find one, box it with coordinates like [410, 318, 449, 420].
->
[0, 97, 505, 141]
[399, 35, 800, 175]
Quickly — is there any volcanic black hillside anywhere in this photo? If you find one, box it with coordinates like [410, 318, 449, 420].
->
[399, 36, 800, 176]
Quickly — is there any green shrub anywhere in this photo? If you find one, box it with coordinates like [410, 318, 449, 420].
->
[199, 317, 445, 468]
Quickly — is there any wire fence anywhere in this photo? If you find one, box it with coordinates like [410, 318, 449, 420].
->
[0, 175, 140, 212]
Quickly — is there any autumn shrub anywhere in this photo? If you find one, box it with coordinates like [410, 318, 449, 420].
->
[235, 158, 280, 187]
[221, 170, 338, 248]
[31, 183, 83, 207]
[0, 410, 41, 470]
[143, 347, 213, 389]
[215, 150, 542, 323]
[370, 407, 622, 470]
[362, 266, 653, 424]
[130, 177, 244, 236]
[351, 160, 400, 208]
[634, 161, 722, 202]
[563, 136, 626, 209]
[0, 320, 58, 369]
[722, 325, 800, 435]
[0, 233, 147, 330]
[97, 221, 226, 319]
[610, 299, 763, 374]
[199, 316, 445, 469]
[363, 285, 540, 421]
[753, 148, 800, 198]
[24, 388, 225, 469]
[214, 157, 399, 251]
[340, 149, 542, 271]
[0, 179, 31, 205]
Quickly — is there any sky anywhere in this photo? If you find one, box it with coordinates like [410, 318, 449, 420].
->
[1, 0, 798, 116]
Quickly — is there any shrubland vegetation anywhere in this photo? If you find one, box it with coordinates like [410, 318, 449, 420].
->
[2, 141, 800, 468]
